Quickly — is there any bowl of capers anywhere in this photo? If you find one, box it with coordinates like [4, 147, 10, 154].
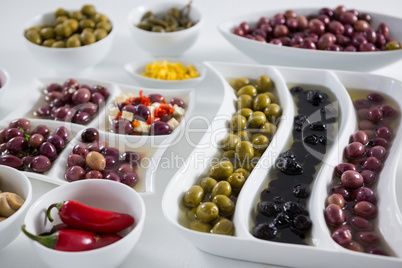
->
[128, 1, 203, 56]
[23, 5, 114, 73]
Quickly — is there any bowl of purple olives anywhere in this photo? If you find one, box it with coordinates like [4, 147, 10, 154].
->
[218, 5, 402, 71]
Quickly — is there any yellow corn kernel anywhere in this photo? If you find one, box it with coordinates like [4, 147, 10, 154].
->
[141, 60, 200, 80]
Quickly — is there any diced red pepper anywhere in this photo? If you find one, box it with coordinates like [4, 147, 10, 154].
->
[155, 104, 174, 117]
[116, 112, 122, 120]
[147, 116, 160, 125]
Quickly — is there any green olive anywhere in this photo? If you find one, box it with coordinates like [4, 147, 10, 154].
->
[152, 26, 165, 32]
[227, 172, 246, 190]
[66, 36, 81, 47]
[211, 181, 232, 198]
[248, 111, 266, 128]
[211, 218, 234, 235]
[385, 41, 401, 50]
[183, 185, 205, 208]
[222, 134, 241, 151]
[40, 27, 55, 40]
[254, 150, 262, 158]
[236, 85, 257, 97]
[260, 122, 277, 136]
[25, 30, 42, 45]
[251, 134, 270, 152]
[94, 13, 109, 23]
[264, 92, 278, 103]
[96, 21, 112, 33]
[234, 168, 250, 179]
[82, 28, 94, 34]
[70, 11, 84, 21]
[94, 28, 108, 41]
[264, 103, 282, 121]
[53, 15, 68, 27]
[235, 141, 254, 161]
[256, 75, 274, 92]
[253, 93, 271, 111]
[79, 19, 95, 30]
[236, 130, 252, 141]
[64, 19, 79, 32]
[230, 114, 247, 132]
[236, 108, 253, 119]
[199, 177, 217, 192]
[81, 4, 97, 17]
[235, 160, 255, 172]
[187, 207, 197, 220]
[237, 94, 253, 110]
[231, 77, 250, 90]
[55, 8, 69, 17]
[209, 161, 233, 180]
[221, 150, 236, 160]
[189, 220, 212, 233]
[51, 40, 66, 48]
[212, 195, 235, 217]
[196, 202, 219, 222]
[43, 39, 56, 47]
[80, 31, 96, 45]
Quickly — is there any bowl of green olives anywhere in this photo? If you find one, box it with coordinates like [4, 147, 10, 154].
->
[128, 2, 202, 56]
[23, 5, 114, 73]
[0, 66, 10, 100]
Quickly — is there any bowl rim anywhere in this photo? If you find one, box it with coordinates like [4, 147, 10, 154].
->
[0, 66, 10, 90]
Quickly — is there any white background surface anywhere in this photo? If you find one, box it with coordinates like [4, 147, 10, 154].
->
[0, 0, 401, 267]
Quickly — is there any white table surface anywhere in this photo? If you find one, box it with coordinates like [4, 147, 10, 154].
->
[0, 0, 401, 267]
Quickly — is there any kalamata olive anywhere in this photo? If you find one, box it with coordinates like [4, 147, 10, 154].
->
[359, 42, 376, 51]
[160, 114, 172, 122]
[357, 108, 369, 119]
[91, 92, 105, 106]
[105, 155, 117, 168]
[380, 104, 398, 117]
[73, 111, 91, 125]
[149, 94, 165, 104]
[339, 11, 357, 25]
[117, 163, 134, 175]
[121, 172, 139, 187]
[104, 171, 120, 182]
[331, 185, 351, 201]
[351, 130, 368, 145]
[341, 170, 363, 189]
[63, 78, 79, 89]
[67, 154, 86, 168]
[345, 142, 365, 159]
[100, 147, 119, 157]
[79, 102, 98, 115]
[120, 151, 141, 166]
[375, 126, 392, 140]
[0, 128, 9, 143]
[354, 99, 370, 109]
[46, 83, 62, 93]
[81, 128, 99, 143]
[45, 92, 62, 103]
[367, 93, 384, 103]
[350, 216, 373, 231]
[31, 125, 50, 139]
[355, 187, 377, 204]
[366, 107, 383, 121]
[134, 104, 150, 121]
[301, 38, 316, 49]
[86, 151, 106, 171]
[354, 201, 377, 218]
[65, 165, 85, 182]
[377, 23, 389, 39]
[308, 19, 325, 35]
[54, 126, 70, 141]
[360, 170, 376, 185]
[39, 142, 58, 161]
[273, 25, 289, 37]
[317, 33, 336, 50]
[72, 88, 91, 104]
[150, 121, 172, 135]
[332, 225, 352, 247]
[335, 163, 357, 176]
[324, 204, 345, 227]
[72, 143, 89, 158]
[28, 133, 44, 148]
[47, 134, 64, 151]
[326, 193, 345, 208]
[5, 128, 24, 141]
[121, 104, 136, 113]
[88, 141, 107, 152]
[29, 155, 51, 172]
[111, 119, 133, 134]
[50, 98, 63, 108]
[361, 156, 382, 172]
[0, 143, 6, 153]
[9, 118, 31, 131]
[85, 170, 103, 179]
[367, 146, 386, 160]
[6, 136, 28, 154]
[22, 155, 34, 166]
[368, 137, 388, 148]
[233, 27, 245, 36]
[61, 87, 76, 103]
[53, 107, 75, 122]
[357, 231, 379, 245]
[359, 120, 376, 130]
[170, 97, 185, 108]
[92, 85, 109, 98]
[0, 154, 23, 169]
[366, 246, 388, 255]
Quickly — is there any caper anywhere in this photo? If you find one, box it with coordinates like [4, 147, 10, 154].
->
[231, 77, 250, 90]
[51, 40, 66, 48]
[55, 8, 69, 17]
[94, 28, 108, 41]
[189, 220, 212, 233]
[209, 161, 233, 181]
[25, 30, 42, 45]
[43, 39, 56, 47]
[80, 31, 96, 45]
[94, 13, 108, 23]
[40, 27, 55, 40]
[212, 195, 235, 216]
[211, 181, 232, 198]
[81, 4, 97, 17]
[236, 108, 253, 119]
[183, 185, 205, 208]
[221, 150, 236, 160]
[70, 11, 83, 21]
[187, 207, 197, 220]
[79, 19, 95, 30]
[211, 218, 234, 235]
[222, 134, 241, 151]
[196, 202, 219, 222]
[256, 75, 274, 92]
[236, 130, 252, 141]
[253, 93, 271, 111]
[264, 92, 278, 103]
[260, 122, 277, 136]
[199, 177, 217, 193]
[234, 168, 250, 179]
[264, 103, 282, 121]
[251, 134, 270, 152]
[66, 36, 81, 47]
[237, 85, 257, 97]
[230, 114, 247, 132]
[248, 111, 267, 128]
[237, 94, 253, 110]
[96, 21, 112, 33]
[227, 172, 246, 191]
[235, 141, 254, 161]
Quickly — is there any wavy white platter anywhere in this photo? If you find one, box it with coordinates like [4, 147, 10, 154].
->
[1, 77, 195, 194]
[162, 61, 402, 267]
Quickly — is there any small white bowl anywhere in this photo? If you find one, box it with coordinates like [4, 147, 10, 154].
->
[23, 179, 145, 268]
[128, 2, 202, 56]
[23, 11, 114, 73]
[0, 165, 32, 250]
[124, 58, 206, 88]
[0, 66, 10, 100]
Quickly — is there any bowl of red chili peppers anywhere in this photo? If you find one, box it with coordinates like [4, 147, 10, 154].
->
[22, 179, 145, 268]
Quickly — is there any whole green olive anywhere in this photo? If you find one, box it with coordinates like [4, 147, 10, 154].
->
[385, 41, 401, 50]
[43, 39, 56, 47]
[253, 93, 271, 111]
[64, 19, 79, 32]
[25, 30, 42, 45]
[80, 31, 96, 45]
[248, 111, 267, 128]
[236, 130, 252, 141]
[231, 77, 250, 90]
[264, 92, 278, 103]
[55, 8, 69, 17]
[230, 114, 247, 132]
[70, 11, 83, 21]
[183, 185, 205, 208]
[237, 94, 253, 110]
[79, 19, 96, 30]
[81, 4, 97, 17]
[221, 150, 236, 160]
[189, 220, 212, 233]
[60, 23, 73, 38]
[187, 207, 197, 220]
[51, 40, 66, 48]
[234, 168, 250, 179]
[235, 160, 255, 172]
[236, 108, 253, 119]
[196, 202, 219, 222]
[222, 134, 241, 151]
[227, 172, 246, 191]
[94, 28, 108, 40]
[96, 21, 112, 33]
[260, 122, 277, 136]
[94, 13, 108, 23]
[264, 103, 282, 121]
[211, 181, 232, 198]
[66, 35, 81, 47]
[199, 177, 217, 192]
[236, 85, 257, 97]
[211, 218, 234, 235]
[256, 75, 274, 93]
[40, 27, 55, 40]
[53, 15, 68, 27]
[251, 134, 270, 152]
[235, 141, 254, 161]
[209, 161, 233, 181]
[81, 28, 94, 34]
[212, 194, 235, 217]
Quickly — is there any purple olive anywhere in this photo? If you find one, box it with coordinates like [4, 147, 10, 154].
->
[92, 85, 109, 98]
[67, 154, 86, 168]
[81, 128, 99, 143]
[62, 79, 79, 89]
[9, 118, 31, 131]
[72, 143, 89, 158]
[0, 154, 23, 169]
[6, 136, 28, 154]
[54, 126, 70, 141]
[29, 155, 51, 172]
[149, 93, 165, 103]
[53, 107, 75, 122]
[0, 128, 9, 143]
[105, 155, 117, 168]
[85, 170, 103, 179]
[47, 134, 65, 151]
[65, 166, 85, 182]
[119, 151, 141, 166]
[79, 102, 98, 115]
[72, 88, 91, 105]
[117, 164, 134, 175]
[91, 92, 105, 106]
[100, 147, 119, 157]
[170, 97, 185, 108]
[134, 104, 150, 121]
[121, 104, 136, 113]
[324, 204, 345, 227]
[29, 133, 45, 148]
[121, 172, 139, 187]
[5, 128, 24, 141]
[104, 171, 120, 182]
[39, 142, 58, 161]
[45, 83, 62, 93]
[111, 119, 133, 134]
[73, 111, 91, 125]
[22, 155, 35, 166]
[88, 141, 107, 152]
[150, 121, 172, 135]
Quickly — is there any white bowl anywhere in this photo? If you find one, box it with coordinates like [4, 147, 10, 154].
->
[128, 2, 202, 56]
[0, 165, 32, 250]
[124, 58, 206, 88]
[23, 11, 114, 73]
[23, 179, 145, 268]
[218, 8, 402, 71]
[0, 66, 10, 100]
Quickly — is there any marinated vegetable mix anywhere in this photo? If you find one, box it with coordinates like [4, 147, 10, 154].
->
[25, 5, 112, 48]
[325, 91, 399, 256]
[109, 91, 186, 136]
[182, 75, 281, 235]
[141, 60, 199, 80]
[0, 190, 25, 222]
[233, 5, 402, 52]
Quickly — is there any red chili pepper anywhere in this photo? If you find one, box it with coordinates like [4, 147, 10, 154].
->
[129, 90, 151, 107]
[146, 116, 160, 125]
[21, 225, 122, 252]
[116, 112, 122, 120]
[155, 104, 174, 117]
[46, 200, 134, 234]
